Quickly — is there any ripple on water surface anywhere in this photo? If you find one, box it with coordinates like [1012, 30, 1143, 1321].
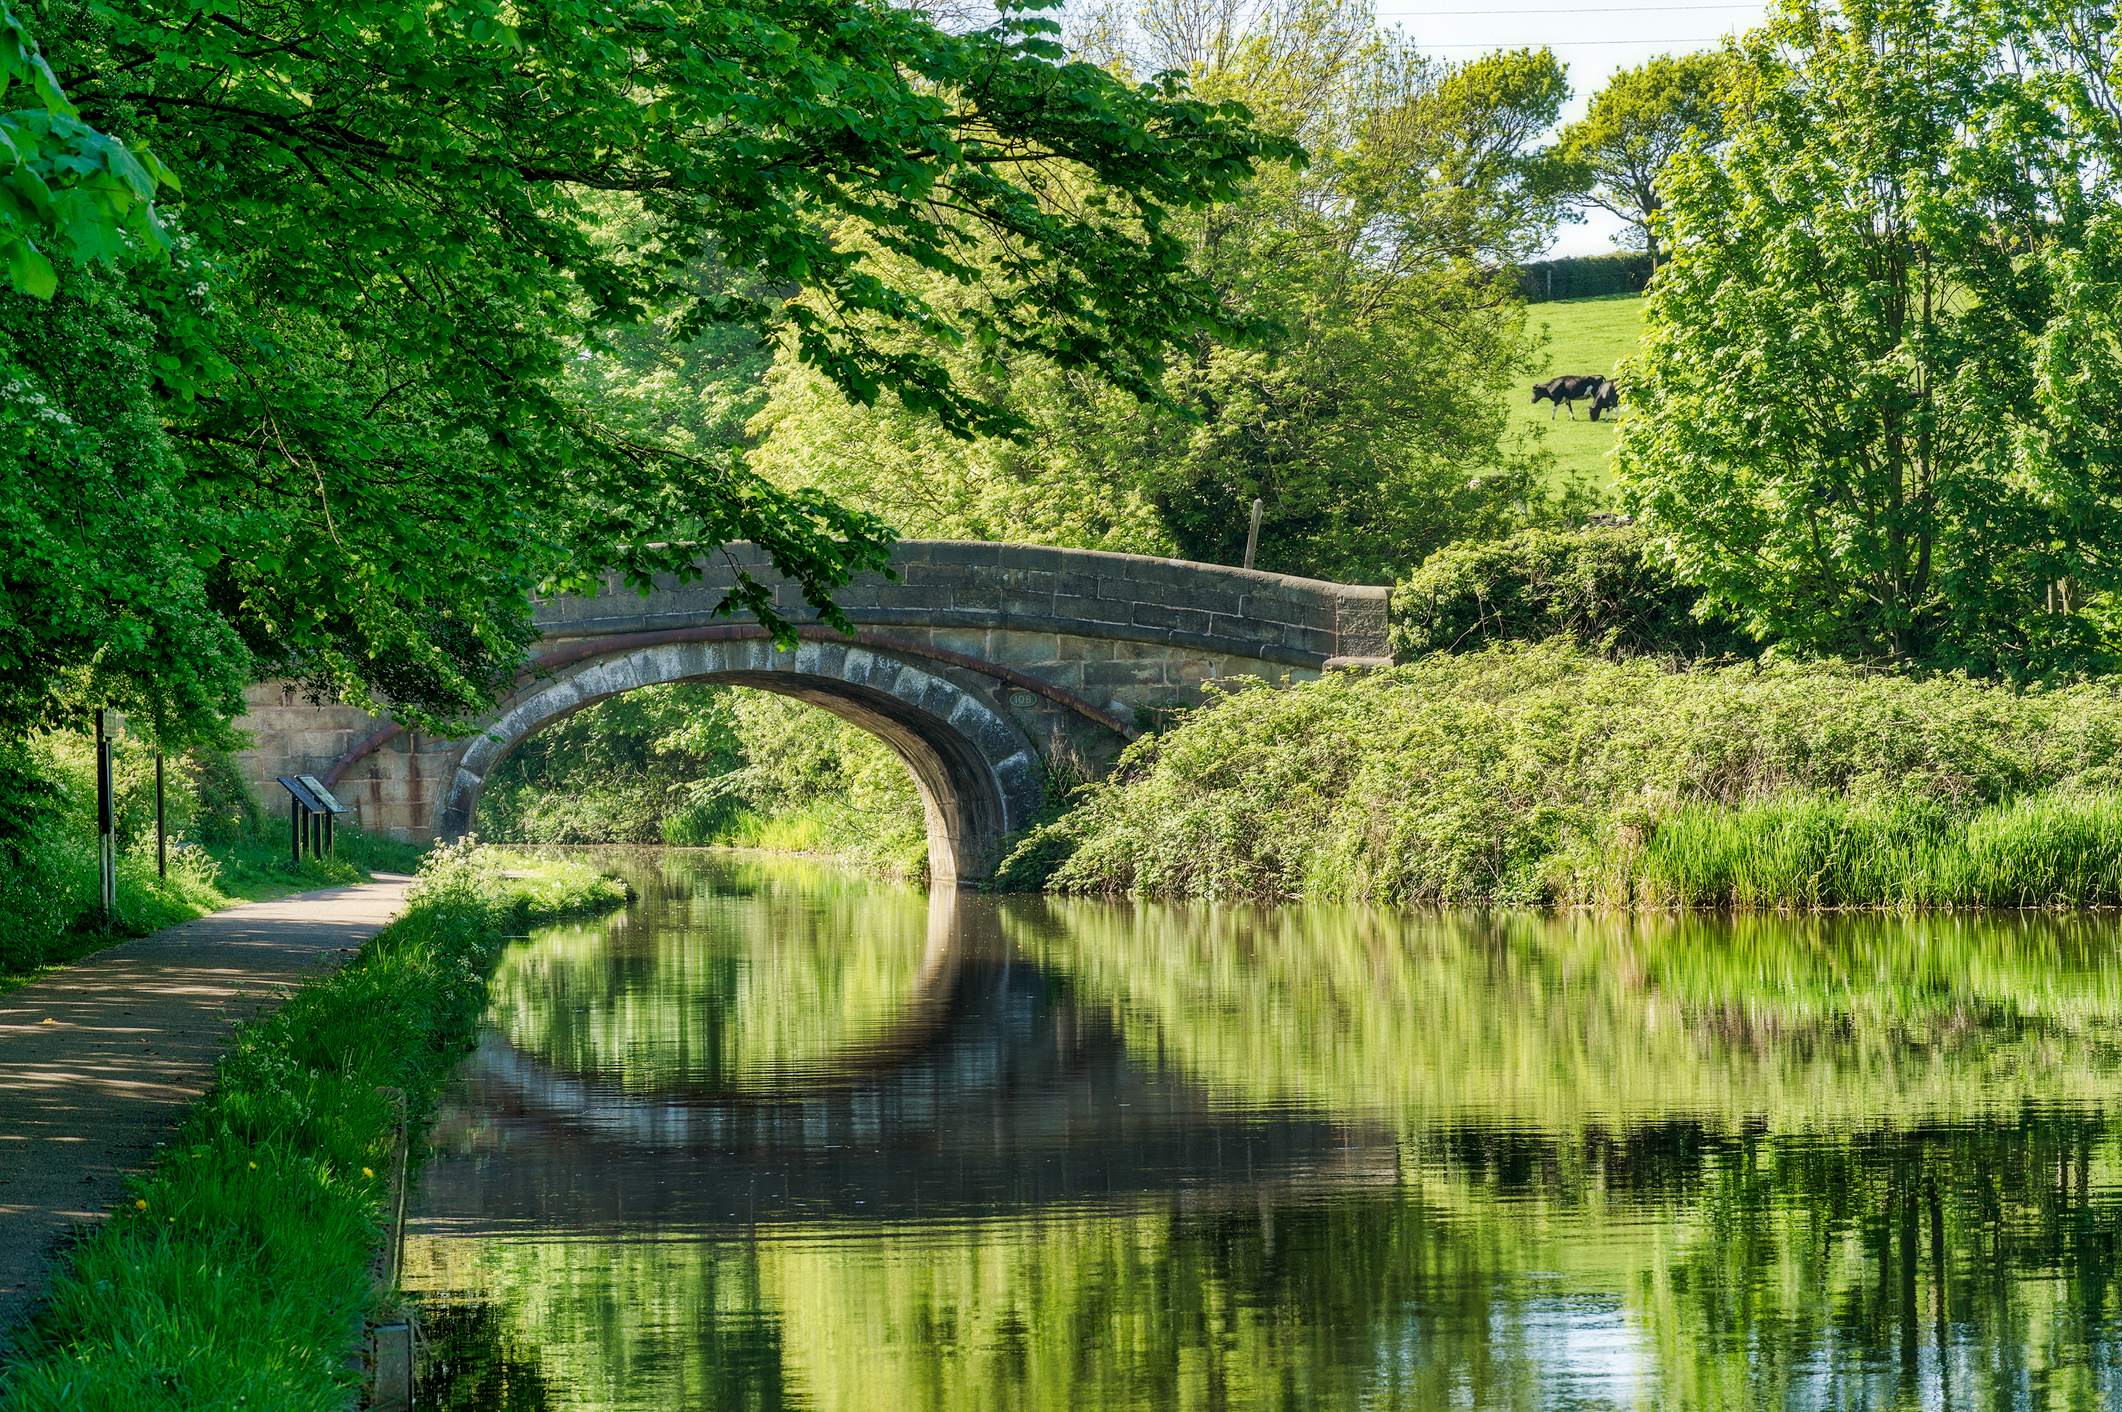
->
[405, 850, 2122, 1410]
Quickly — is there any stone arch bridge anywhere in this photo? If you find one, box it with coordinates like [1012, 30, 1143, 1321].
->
[235, 542, 1390, 886]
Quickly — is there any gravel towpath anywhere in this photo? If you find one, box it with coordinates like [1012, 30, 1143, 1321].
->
[0, 875, 415, 1353]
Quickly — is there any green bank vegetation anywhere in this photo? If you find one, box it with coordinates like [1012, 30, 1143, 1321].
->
[0, 843, 624, 1412]
[476, 683, 928, 879]
[1025, 641, 2122, 908]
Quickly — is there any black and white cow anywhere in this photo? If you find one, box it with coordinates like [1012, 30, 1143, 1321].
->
[1587, 379, 1620, 422]
[1532, 374, 1603, 420]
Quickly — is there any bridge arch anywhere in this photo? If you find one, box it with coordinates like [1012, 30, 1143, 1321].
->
[439, 637, 1044, 889]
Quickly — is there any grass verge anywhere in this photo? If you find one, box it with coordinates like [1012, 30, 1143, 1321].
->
[0, 843, 626, 1411]
[0, 828, 430, 998]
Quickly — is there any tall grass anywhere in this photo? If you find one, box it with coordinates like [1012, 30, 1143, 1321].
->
[0, 843, 625, 1411]
[1583, 791, 2122, 909]
[1042, 642, 2122, 908]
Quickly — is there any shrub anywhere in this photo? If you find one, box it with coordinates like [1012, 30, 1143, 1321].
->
[1390, 524, 1755, 660]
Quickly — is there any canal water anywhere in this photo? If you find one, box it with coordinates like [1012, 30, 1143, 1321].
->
[405, 851, 2122, 1410]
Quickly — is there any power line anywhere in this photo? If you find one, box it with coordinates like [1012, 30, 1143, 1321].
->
[1391, 3, 1755, 11]
[1416, 36, 1728, 43]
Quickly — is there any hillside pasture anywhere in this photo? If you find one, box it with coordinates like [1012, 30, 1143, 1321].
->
[1517, 293, 1645, 491]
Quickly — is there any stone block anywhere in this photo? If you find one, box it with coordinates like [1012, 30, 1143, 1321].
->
[1084, 660, 1169, 687]
[947, 585, 1004, 612]
[1133, 602, 1211, 636]
[996, 568, 1057, 596]
[991, 632, 1063, 666]
[1054, 593, 1129, 626]
[1056, 635, 1115, 660]
[932, 628, 991, 660]
[929, 542, 1004, 566]
[1028, 662, 1085, 689]
[915, 563, 980, 588]
[875, 584, 957, 611]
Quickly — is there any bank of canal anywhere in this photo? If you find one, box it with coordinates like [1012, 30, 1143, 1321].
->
[403, 848, 2122, 1409]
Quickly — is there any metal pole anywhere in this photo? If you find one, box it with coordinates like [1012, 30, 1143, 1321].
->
[324, 808, 334, 856]
[155, 753, 166, 880]
[1242, 498, 1263, 572]
[292, 798, 303, 867]
[96, 710, 116, 923]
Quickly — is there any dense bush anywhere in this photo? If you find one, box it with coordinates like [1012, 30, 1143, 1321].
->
[1390, 524, 1757, 660]
[1039, 643, 2122, 906]
[1516, 253, 1655, 303]
[0, 844, 624, 1411]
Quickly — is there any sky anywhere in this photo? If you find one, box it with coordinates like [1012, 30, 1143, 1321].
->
[1369, 0, 1770, 255]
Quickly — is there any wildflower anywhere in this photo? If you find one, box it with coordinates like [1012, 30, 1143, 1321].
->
[362, 1167, 375, 1179]
[134, 1200, 147, 1211]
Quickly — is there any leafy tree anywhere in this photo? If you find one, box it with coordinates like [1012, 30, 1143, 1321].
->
[7, 0, 1298, 750]
[0, 270, 250, 746]
[752, 2, 1587, 581]
[1617, 0, 2122, 675]
[1556, 53, 1725, 263]
[0, 0, 171, 298]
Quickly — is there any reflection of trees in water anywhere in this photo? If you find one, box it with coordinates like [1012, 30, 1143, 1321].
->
[414, 856, 2122, 1409]
[1009, 898, 2122, 1133]
[413, 1116, 2122, 1411]
[417, 1302, 556, 1412]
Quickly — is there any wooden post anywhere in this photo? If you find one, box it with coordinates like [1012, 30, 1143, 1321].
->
[1242, 498, 1263, 572]
[155, 753, 166, 880]
[377, 1085, 410, 1292]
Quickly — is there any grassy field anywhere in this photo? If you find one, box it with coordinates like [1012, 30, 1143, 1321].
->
[1516, 293, 1645, 492]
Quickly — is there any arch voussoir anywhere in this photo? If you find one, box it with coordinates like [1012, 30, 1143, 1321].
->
[434, 639, 1045, 887]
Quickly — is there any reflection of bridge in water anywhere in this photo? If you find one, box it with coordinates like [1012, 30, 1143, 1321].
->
[413, 894, 1400, 1233]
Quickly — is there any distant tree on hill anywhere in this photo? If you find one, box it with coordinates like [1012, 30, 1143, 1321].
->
[1557, 53, 1726, 263]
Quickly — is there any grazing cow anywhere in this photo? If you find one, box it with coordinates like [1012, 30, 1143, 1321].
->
[1588, 379, 1620, 422]
[1532, 374, 1603, 419]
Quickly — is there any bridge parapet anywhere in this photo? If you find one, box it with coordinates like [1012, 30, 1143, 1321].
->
[540, 541, 1389, 670]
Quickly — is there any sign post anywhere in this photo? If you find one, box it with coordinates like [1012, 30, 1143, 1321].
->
[299, 776, 350, 856]
[278, 776, 351, 864]
[95, 709, 116, 924]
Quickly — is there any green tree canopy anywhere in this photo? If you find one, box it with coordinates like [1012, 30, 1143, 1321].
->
[1556, 52, 1725, 263]
[1617, 0, 2122, 675]
[751, 0, 1588, 581]
[2, 0, 1300, 757]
